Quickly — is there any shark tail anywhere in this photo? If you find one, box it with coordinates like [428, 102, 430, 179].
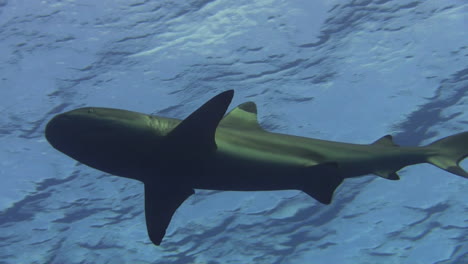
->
[425, 132, 468, 178]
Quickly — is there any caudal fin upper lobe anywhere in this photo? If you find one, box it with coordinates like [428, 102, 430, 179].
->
[426, 132, 468, 178]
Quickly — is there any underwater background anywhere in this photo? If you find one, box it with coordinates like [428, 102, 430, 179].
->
[0, 0, 467, 263]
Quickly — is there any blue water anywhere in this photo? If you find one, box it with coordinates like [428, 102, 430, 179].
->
[0, 0, 467, 263]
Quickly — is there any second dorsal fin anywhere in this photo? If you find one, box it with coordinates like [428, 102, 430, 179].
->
[372, 135, 398, 147]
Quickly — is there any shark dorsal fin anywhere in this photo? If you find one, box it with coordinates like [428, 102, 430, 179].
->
[164, 90, 234, 155]
[221, 102, 263, 131]
[372, 135, 398, 147]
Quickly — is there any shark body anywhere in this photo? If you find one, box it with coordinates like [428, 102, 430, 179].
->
[45, 90, 468, 245]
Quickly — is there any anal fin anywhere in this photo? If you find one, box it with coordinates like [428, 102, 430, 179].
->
[144, 184, 194, 246]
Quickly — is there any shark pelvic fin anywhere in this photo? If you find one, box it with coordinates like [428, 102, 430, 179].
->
[164, 90, 234, 155]
[300, 163, 343, 204]
[374, 170, 400, 180]
[372, 135, 398, 147]
[221, 101, 263, 131]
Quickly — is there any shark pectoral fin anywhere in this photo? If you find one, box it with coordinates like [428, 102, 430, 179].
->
[300, 163, 343, 205]
[144, 184, 194, 246]
[220, 101, 263, 131]
[164, 90, 234, 155]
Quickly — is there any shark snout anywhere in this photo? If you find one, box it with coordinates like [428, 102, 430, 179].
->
[45, 114, 74, 148]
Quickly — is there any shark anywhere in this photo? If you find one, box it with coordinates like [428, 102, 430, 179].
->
[45, 90, 468, 246]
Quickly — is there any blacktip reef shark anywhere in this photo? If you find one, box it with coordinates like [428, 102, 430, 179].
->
[45, 90, 468, 246]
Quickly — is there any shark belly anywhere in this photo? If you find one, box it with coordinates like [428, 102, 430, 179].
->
[193, 151, 304, 191]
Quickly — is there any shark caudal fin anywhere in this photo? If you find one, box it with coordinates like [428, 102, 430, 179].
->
[426, 132, 468, 178]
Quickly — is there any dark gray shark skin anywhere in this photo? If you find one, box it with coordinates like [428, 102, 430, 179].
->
[45, 90, 468, 246]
